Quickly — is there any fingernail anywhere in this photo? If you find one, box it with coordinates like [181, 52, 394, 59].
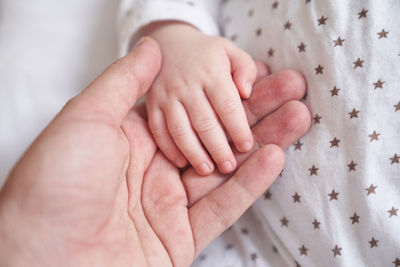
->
[198, 162, 211, 175]
[220, 160, 234, 173]
[239, 141, 253, 152]
[175, 158, 187, 168]
[133, 37, 147, 49]
[245, 82, 253, 96]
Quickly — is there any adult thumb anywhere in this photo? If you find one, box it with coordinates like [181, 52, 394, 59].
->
[72, 37, 161, 126]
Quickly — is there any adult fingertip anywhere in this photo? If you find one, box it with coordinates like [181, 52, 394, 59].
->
[283, 100, 312, 137]
[258, 144, 285, 180]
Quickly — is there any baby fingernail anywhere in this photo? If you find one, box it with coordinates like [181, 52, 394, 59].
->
[239, 141, 253, 152]
[220, 160, 234, 173]
[175, 158, 187, 167]
[198, 162, 212, 174]
[245, 82, 253, 96]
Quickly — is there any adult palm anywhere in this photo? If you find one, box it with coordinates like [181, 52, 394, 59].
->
[0, 38, 310, 267]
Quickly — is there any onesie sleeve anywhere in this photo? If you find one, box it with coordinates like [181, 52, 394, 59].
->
[117, 0, 221, 56]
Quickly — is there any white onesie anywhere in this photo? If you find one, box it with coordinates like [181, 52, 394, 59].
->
[118, 1, 400, 266]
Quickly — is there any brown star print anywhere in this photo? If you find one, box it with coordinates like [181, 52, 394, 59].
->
[256, 28, 262, 36]
[272, 1, 279, 9]
[348, 160, 357, 172]
[284, 21, 292, 30]
[330, 86, 340, 96]
[394, 101, 400, 112]
[230, 34, 237, 41]
[358, 8, 368, 19]
[333, 37, 345, 47]
[298, 42, 306, 52]
[268, 48, 274, 57]
[241, 228, 249, 234]
[295, 261, 301, 267]
[248, 9, 254, 17]
[318, 16, 328, 25]
[388, 206, 398, 217]
[365, 184, 377, 195]
[353, 58, 364, 69]
[377, 29, 389, 39]
[312, 219, 321, 229]
[390, 153, 400, 164]
[350, 213, 360, 224]
[272, 246, 278, 253]
[330, 137, 340, 148]
[328, 190, 339, 201]
[292, 192, 301, 203]
[294, 140, 303, 150]
[280, 217, 289, 227]
[226, 244, 233, 250]
[313, 114, 322, 124]
[299, 245, 308, 256]
[369, 130, 380, 142]
[305, 0, 311, 3]
[315, 64, 324, 74]
[264, 190, 272, 200]
[250, 253, 257, 261]
[309, 165, 318, 176]
[349, 109, 360, 119]
[332, 245, 342, 257]
[373, 79, 385, 89]
[368, 237, 378, 248]
[393, 258, 400, 267]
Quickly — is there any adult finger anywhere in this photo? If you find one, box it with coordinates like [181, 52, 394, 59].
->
[189, 144, 285, 257]
[67, 37, 161, 126]
[244, 69, 307, 127]
[183, 100, 311, 206]
[254, 60, 270, 83]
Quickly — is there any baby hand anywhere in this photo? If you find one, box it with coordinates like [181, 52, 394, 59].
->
[142, 22, 257, 175]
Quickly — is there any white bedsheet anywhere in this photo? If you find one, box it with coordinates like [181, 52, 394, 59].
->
[0, 0, 119, 185]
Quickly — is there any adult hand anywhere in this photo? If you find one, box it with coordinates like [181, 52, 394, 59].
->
[0, 38, 310, 267]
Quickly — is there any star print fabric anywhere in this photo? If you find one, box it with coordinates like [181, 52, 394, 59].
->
[118, 0, 400, 266]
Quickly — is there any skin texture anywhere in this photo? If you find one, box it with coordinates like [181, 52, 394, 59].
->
[142, 22, 259, 175]
[0, 38, 311, 267]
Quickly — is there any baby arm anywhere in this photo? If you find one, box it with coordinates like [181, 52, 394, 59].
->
[140, 21, 257, 175]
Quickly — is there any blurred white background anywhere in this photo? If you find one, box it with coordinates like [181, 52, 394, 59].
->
[0, 0, 120, 185]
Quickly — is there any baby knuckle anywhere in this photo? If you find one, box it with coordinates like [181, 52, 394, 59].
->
[220, 98, 241, 118]
[195, 117, 217, 134]
[207, 145, 227, 156]
[149, 124, 164, 139]
[169, 124, 188, 138]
